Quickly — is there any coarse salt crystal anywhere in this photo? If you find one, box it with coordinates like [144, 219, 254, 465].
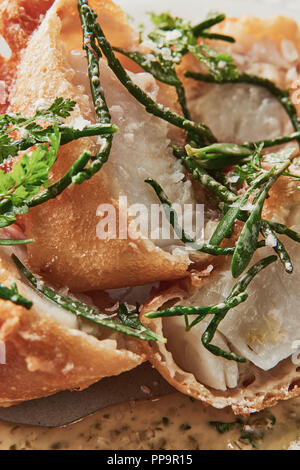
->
[71, 116, 92, 131]
[265, 233, 277, 247]
[164, 30, 182, 42]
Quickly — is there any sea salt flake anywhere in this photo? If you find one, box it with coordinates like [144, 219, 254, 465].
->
[164, 30, 182, 42]
[265, 233, 277, 247]
[71, 116, 92, 131]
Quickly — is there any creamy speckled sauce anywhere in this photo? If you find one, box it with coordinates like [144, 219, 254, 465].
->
[0, 393, 299, 450]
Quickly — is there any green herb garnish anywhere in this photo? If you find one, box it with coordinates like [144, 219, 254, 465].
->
[231, 156, 292, 278]
[209, 420, 236, 434]
[0, 128, 60, 227]
[210, 411, 276, 448]
[114, 11, 236, 120]
[162, 416, 170, 426]
[146, 255, 277, 362]
[145, 177, 240, 256]
[12, 254, 165, 342]
[0, 98, 116, 161]
[78, 0, 115, 181]
[0, 281, 32, 309]
[0, 238, 33, 246]
[175, 146, 299, 272]
[77, 0, 216, 146]
[186, 143, 253, 170]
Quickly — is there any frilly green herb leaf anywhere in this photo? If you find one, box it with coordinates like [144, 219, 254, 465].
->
[0, 99, 117, 162]
[0, 127, 61, 227]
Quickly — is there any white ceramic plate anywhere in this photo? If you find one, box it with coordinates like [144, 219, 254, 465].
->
[115, 0, 300, 24]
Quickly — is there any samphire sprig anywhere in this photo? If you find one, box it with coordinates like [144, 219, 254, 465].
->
[147, 147, 296, 346]
[77, 0, 216, 147]
[230, 156, 292, 277]
[0, 128, 107, 229]
[12, 254, 165, 342]
[205, 148, 294, 277]
[146, 255, 277, 362]
[113, 12, 236, 120]
[78, 0, 114, 181]
[173, 145, 300, 276]
[145, 177, 265, 256]
[146, 12, 237, 83]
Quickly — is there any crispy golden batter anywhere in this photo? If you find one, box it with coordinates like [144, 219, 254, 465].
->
[0, 246, 145, 407]
[10, 0, 192, 292]
[0, 0, 55, 112]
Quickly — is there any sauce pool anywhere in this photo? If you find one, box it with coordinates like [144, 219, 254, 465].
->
[0, 392, 299, 450]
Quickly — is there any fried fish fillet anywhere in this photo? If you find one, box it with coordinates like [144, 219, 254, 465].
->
[8, 0, 205, 292]
[0, 236, 144, 407]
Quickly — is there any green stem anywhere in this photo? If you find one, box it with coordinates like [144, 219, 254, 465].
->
[145, 177, 239, 256]
[260, 221, 293, 274]
[12, 123, 117, 155]
[13, 254, 164, 342]
[146, 255, 277, 362]
[175, 84, 192, 120]
[265, 220, 300, 243]
[209, 168, 275, 247]
[78, 0, 114, 180]
[246, 131, 300, 150]
[78, 0, 216, 146]
[0, 238, 34, 246]
[27, 151, 92, 208]
[192, 14, 226, 37]
[202, 255, 277, 361]
[173, 146, 238, 202]
[185, 71, 300, 144]
[174, 147, 300, 246]
[231, 160, 291, 278]
[199, 32, 235, 43]
[0, 282, 32, 309]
